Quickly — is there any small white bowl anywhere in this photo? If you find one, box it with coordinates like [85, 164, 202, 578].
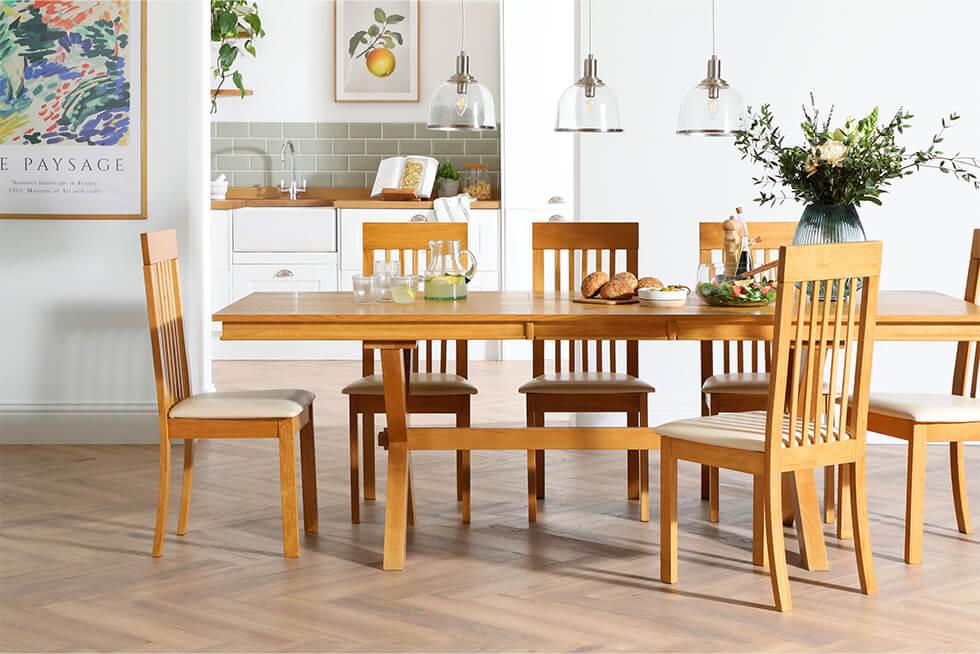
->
[638, 286, 689, 308]
[210, 181, 229, 200]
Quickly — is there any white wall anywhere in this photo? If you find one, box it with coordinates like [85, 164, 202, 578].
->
[0, 0, 208, 443]
[211, 0, 500, 123]
[578, 0, 980, 422]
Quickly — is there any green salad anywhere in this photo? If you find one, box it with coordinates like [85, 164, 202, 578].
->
[697, 277, 777, 305]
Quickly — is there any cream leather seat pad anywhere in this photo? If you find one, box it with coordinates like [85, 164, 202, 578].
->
[169, 389, 314, 419]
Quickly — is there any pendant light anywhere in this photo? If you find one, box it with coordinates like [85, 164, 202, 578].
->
[426, 0, 496, 131]
[676, 0, 745, 136]
[555, 0, 623, 132]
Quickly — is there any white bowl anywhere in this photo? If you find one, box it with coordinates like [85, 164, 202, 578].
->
[210, 181, 229, 200]
[638, 286, 689, 307]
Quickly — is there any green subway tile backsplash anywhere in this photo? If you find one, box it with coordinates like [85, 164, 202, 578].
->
[211, 121, 501, 187]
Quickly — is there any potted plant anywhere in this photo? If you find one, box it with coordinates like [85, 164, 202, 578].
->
[435, 161, 460, 197]
[211, 0, 265, 113]
[735, 95, 979, 245]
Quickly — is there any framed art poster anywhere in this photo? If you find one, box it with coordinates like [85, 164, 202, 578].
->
[334, 0, 419, 102]
[0, 0, 146, 219]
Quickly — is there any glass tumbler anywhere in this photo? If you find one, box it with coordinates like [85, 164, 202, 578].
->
[373, 260, 399, 302]
[351, 275, 378, 304]
[390, 275, 418, 304]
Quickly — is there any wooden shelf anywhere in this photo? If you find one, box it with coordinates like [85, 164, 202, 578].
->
[211, 89, 254, 97]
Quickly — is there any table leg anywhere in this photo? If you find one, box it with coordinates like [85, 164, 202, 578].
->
[379, 345, 412, 571]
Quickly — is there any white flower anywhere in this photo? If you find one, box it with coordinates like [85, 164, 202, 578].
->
[817, 140, 848, 167]
[804, 154, 819, 177]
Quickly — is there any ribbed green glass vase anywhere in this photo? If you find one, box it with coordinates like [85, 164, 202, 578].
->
[793, 204, 867, 299]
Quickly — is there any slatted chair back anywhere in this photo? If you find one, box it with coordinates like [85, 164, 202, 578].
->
[531, 222, 640, 377]
[765, 241, 882, 456]
[699, 221, 797, 378]
[361, 222, 469, 377]
[141, 229, 191, 420]
[952, 229, 980, 398]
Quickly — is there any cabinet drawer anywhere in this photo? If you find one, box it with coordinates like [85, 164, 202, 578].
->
[232, 264, 338, 300]
[234, 207, 337, 252]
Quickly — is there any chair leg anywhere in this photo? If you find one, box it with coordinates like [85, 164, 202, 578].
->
[278, 424, 300, 558]
[300, 408, 319, 533]
[793, 469, 829, 572]
[823, 465, 836, 524]
[176, 439, 193, 536]
[905, 426, 927, 565]
[527, 451, 538, 523]
[951, 441, 973, 535]
[836, 463, 853, 539]
[457, 405, 471, 525]
[752, 474, 768, 568]
[407, 454, 416, 527]
[348, 403, 360, 524]
[151, 436, 171, 557]
[639, 450, 650, 522]
[765, 466, 792, 612]
[627, 411, 639, 501]
[849, 459, 878, 595]
[660, 438, 678, 583]
[709, 466, 720, 523]
[782, 472, 796, 527]
[535, 446, 545, 499]
[700, 464, 711, 500]
[362, 413, 376, 501]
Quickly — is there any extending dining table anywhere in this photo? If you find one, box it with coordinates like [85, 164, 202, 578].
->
[214, 290, 980, 570]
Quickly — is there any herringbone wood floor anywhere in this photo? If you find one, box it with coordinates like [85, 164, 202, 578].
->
[2, 360, 978, 653]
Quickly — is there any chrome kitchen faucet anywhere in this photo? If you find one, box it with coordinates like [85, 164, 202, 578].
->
[279, 140, 307, 200]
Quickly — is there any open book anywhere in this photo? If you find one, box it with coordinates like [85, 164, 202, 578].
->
[370, 156, 438, 199]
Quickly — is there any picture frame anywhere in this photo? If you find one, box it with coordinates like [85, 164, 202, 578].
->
[334, 0, 420, 103]
[0, 0, 147, 220]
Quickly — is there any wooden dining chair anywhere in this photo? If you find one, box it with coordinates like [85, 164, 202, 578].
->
[521, 222, 656, 522]
[860, 229, 979, 564]
[141, 230, 317, 558]
[658, 240, 882, 611]
[698, 222, 842, 527]
[342, 222, 477, 524]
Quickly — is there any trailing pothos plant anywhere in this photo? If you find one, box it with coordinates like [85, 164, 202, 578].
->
[734, 94, 979, 207]
[211, 0, 265, 113]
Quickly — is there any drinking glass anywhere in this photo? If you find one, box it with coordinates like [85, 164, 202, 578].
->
[351, 275, 378, 304]
[373, 260, 400, 302]
[390, 275, 418, 304]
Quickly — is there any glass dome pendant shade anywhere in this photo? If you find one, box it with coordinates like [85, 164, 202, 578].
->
[426, 50, 497, 131]
[676, 54, 744, 136]
[555, 54, 623, 133]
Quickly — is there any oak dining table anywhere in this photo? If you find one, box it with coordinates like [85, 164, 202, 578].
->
[214, 290, 980, 570]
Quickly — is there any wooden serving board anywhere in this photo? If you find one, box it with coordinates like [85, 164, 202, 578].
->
[572, 296, 639, 305]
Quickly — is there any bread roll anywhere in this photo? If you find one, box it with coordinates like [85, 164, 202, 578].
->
[581, 271, 609, 298]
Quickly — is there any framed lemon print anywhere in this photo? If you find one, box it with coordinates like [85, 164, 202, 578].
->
[334, 0, 420, 102]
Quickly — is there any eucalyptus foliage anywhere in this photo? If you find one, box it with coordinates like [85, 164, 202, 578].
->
[211, 0, 265, 113]
[735, 95, 979, 207]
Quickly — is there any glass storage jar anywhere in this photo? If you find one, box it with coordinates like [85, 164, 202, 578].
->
[460, 163, 492, 200]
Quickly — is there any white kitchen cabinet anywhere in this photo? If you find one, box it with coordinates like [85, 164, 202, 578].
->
[232, 262, 338, 300]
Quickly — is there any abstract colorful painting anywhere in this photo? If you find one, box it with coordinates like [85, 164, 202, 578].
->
[334, 0, 419, 102]
[0, 0, 145, 219]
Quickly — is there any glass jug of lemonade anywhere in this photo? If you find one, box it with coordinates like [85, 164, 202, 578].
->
[424, 239, 477, 300]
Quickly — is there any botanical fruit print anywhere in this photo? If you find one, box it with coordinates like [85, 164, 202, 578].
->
[0, 1, 132, 146]
[347, 6, 403, 78]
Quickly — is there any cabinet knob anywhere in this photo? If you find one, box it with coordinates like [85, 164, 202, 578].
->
[410, 214, 429, 222]
[548, 196, 565, 204]
[275, 269, 294, 278]
[548, 214, 565, 222]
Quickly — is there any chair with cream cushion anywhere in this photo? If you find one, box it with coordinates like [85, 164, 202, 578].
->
[657, 241, 882, 612]
[140, 230, 317, 558]
[861, 229, 980, 564]
[342, 222, 476, 525]
[520, 222, 656, 522]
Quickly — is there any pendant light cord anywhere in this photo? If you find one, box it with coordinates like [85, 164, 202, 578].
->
[588, 0, 592, 55]
[711, 0, 716, 56]
[460, 0, 465, 52]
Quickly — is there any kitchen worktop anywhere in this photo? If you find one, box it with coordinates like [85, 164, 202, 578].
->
[211, 187, 500, 210]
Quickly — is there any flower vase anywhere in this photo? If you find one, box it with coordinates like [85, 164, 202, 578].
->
[793, 204, 867, 299]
